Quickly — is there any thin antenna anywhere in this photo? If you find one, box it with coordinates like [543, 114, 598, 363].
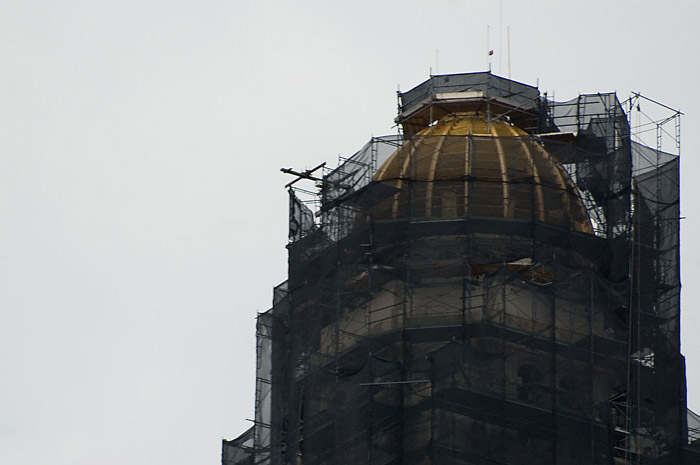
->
[507, 26, 511, 79]
[499, 0, 503, 75]
[487, 25, 491, 71]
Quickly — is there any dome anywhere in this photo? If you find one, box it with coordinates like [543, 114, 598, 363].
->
[371, 112, 593, 234]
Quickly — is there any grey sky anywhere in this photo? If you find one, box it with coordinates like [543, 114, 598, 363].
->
[1, 1, 699, 464]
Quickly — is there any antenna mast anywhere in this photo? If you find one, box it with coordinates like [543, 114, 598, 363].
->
[507, 26, 511, 79]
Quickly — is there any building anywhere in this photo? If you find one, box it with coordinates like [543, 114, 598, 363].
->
[223, 72, 697, 465]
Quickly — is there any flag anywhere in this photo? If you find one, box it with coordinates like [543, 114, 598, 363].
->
[488, 50, 494, 56]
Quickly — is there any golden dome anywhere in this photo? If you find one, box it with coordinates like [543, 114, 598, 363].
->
[372, 113, 593, 234]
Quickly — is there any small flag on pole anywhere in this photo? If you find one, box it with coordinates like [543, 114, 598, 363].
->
[488, 50, 494, 56]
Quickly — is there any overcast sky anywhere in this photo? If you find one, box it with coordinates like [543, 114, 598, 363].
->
[1, 1, 699, 464]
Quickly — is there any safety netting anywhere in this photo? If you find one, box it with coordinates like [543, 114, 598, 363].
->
[224, 73, 687, 465]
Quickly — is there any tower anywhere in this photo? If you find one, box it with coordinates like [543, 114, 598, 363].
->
[224, 72, 692, 465]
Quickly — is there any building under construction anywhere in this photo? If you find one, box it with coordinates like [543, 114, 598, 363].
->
[223, 72, 698, 465]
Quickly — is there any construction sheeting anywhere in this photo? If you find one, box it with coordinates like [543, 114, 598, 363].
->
[225, 75, 686, 465]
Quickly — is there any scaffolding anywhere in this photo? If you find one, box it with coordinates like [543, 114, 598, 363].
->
[223, 72, 689, 465]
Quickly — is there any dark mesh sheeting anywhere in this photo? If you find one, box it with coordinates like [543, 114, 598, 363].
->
[224, 80, 685, 465]
[289, 191, 316, 242]
[254, 312, 274, 463]
[222, 428, 255, 465]
[399, 73, 540, 115]
[688, 409, 700, 444]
